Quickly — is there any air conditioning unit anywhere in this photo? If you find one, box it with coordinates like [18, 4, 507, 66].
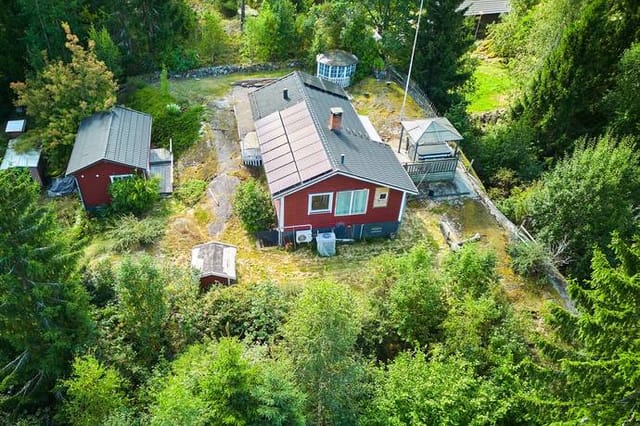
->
[295, 229, 313, 244]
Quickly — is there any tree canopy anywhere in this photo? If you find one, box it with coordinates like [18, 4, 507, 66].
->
[11, 23, 117, 174]
[0, 170, 91, 409]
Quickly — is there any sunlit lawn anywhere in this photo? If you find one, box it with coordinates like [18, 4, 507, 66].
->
[466, 60, 515, 113]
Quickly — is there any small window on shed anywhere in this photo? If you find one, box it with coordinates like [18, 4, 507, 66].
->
[373, 187, 389, 208]
[110, 174, 133, 183]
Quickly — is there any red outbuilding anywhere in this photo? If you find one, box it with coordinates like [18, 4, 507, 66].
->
[66, 106, 173, 209]
[249, 72, 418, 245]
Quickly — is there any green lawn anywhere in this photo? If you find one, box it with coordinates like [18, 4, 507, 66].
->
[466, 60, 515, 113]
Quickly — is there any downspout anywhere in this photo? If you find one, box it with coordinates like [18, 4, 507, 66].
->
[397, 191, 408, 224]
[278, 196, 285, 246]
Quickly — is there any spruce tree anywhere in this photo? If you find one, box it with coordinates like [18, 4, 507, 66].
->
[0, 170, 91, 409]
[544, 234, 640, 423]
[411, 0, 475, 112]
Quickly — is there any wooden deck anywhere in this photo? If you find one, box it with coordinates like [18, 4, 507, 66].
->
[403, 156, 458, 184]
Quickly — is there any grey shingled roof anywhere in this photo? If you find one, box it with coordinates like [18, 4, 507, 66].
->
[249, 71, 418, 196]
[66, 106, 152, 175]
[457, 0, 510, 16]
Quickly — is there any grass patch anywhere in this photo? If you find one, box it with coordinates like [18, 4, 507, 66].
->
[466, 60, 515, 113]
[350, 78, 423, 143]
[218, 206, 437, 293]
[168, 70, 291, 104]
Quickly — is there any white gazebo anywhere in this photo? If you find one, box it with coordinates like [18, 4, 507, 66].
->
[316, 50, 358, 88]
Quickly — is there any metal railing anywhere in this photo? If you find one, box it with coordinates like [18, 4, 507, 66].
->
[386, 65, 438, 118]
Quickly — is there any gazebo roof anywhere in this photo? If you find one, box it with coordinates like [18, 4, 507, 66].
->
[316, 50, 358, 67]
[401, 117, 463, 145]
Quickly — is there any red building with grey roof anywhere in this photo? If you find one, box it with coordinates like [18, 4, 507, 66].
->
[249, 71, 418, 245]
[66, 106, 173, 209]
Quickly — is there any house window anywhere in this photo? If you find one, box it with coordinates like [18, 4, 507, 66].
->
[308, 192, 333, 214]
[373, 187, 389, 208]
[335, 189, 368, 216]
[110, 174, 133, 183]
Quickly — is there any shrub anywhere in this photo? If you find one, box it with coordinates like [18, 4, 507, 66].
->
[508, 239, 550, 277]
[126, 85, 203, 157]
[232, 179, 275, 235]
[214, 0, 238, 17]
[175, 179, 208, 206]
[107, 214, 165, 252]
[109, 176, 160, 216]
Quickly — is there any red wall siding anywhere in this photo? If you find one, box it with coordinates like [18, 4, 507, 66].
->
[73, 161, 140, 208]
[283, 174, 403, 229]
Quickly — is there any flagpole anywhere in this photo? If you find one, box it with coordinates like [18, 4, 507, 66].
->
[400, 0, 424, 122]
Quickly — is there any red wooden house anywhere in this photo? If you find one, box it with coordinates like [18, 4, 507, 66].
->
[66, 106, 173, 209]
[249, 72, 418, 244]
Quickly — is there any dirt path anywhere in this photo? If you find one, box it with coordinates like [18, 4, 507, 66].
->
[206, 97, 242, 237]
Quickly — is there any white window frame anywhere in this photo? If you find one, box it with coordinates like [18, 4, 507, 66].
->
[335, 189, 369, 216]
[109, 174, 133, 183]
[308, 192, 333, 214]
[373, 187, 390, 208]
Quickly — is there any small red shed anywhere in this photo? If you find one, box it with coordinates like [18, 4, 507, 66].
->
[191, 241, 237, 289]
[66, 107, 153, 209]
[249, 72, 418, 244]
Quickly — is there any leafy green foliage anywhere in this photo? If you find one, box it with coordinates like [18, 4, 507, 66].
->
[214, 0, 238, 17]
[232, 179, 276, 235]
[109, 176, 160, 216]
[81, 260, 117, 307]
[605, 42, 640, 137]
[444, 244, 499, 297]
[126, 85, 203, 157]
[195, 9, 232, 65]
[88, 26, 123, 79]
[0, 169, 92, 408]
[243, 0, 299, 62]
[542, 234, 640, 423]
[148, 338, 305, 425]
[388, 248, 446, 347]
[200, 283, 291, 344]
[508, 239, 550, 277]
[114, 256, 168, 368]
[409, 0, 475, 111]
[58, 355, 129, 426]
[521, 135, 640, 279]
[514, 0, 640, 158]
[175, 179, 208, 206]
[283, 281, 365, 425]
[365, 351, 479, 425]
[10, 23, 117, 174]
[106, 214, 166, 252]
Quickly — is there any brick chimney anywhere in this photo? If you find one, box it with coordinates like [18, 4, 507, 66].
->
[329, 107, 343, 131]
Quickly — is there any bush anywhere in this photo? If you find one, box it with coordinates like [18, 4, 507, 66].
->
[126, 85, 203, 157]
[107, 214, 166, 252]
[214, 0, 238, 17]
[175, 179, 208, 206]
[232, 179, 275, 235]
[508, 239, 550, 277]
[109, 176, 160, 216]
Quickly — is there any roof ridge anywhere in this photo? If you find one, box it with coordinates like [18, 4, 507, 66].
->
[103, 110, 115, 159]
